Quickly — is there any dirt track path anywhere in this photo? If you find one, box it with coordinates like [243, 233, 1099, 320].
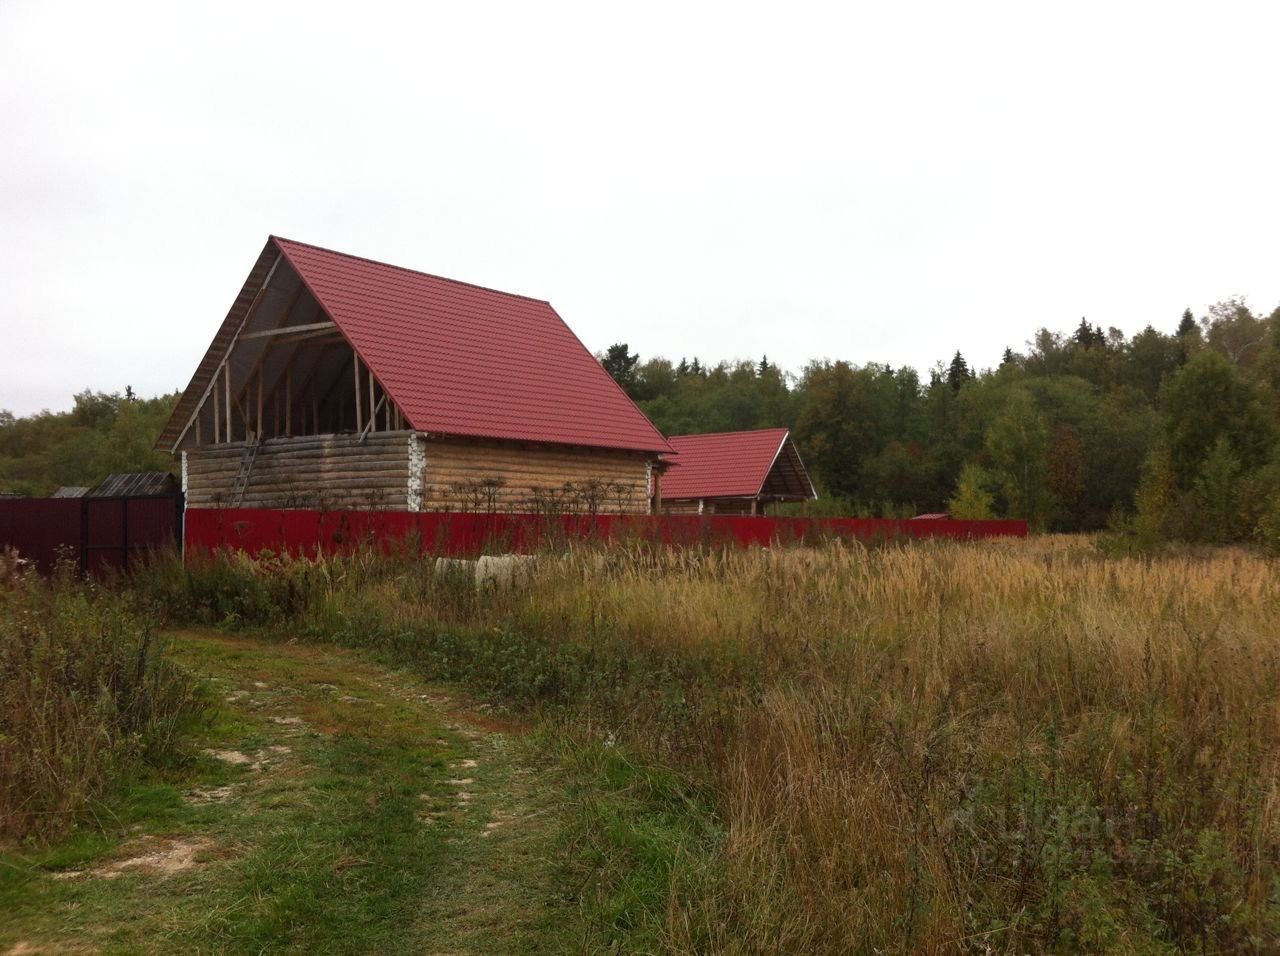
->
[0, 630, 578, 955]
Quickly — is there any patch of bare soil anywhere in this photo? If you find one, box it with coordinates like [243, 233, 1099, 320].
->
[267, 715, 309, 736]
[203, 745, 292, 773]
[205, 748, 253, 765]
[3, 942, 94, 956]
[96, 836, 216, 879]
[54, 836, 219, 883]
[186, 785, 236, 805]
[481, 809, 513, 838]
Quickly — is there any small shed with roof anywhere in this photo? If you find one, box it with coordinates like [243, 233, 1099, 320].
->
[90, 472, 179, 498]
[660, 428, 817, 516]
[158, 236, 673, 514]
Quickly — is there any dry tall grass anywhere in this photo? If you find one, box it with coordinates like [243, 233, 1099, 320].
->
[0, 571, 206, 842]
[477, 538, 1275, 949]
[139, 537, 1280, 950]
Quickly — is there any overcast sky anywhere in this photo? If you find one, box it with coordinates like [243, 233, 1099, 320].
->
[2, 1, 1278, 416]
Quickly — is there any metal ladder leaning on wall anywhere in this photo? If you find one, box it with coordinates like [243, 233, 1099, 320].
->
[228, 436, 262, 507]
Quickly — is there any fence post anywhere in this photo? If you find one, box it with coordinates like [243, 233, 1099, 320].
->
[122, 497, 129, 573]
[176, 493, 185, 557]
[79, 497, 89, 576]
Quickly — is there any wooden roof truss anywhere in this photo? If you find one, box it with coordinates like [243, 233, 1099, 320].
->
[166, 250, 408, 452]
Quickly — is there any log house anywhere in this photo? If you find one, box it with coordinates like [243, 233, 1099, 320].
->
[158, 237, 673, 514]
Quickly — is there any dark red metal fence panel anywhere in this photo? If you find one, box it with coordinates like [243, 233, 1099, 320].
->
[0, 499, 83, 572]
[86, 498, 126, 574]
[0, 496, 182, 574]
[125, 496, 184, 549]
[184, 508, 1028, 558]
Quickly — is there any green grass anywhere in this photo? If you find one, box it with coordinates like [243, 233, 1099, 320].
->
[0, 629, 671, 954]
[552, 739, 722, 952]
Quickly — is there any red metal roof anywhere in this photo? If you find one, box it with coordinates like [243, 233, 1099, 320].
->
[270, 237, 672, 454]
[662, 428, 809, 500]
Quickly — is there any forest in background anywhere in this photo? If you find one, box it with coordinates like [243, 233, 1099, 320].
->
[0, 389, 177, 496]
[4, 298, 1280, 543]
[600, 298, 1280, 543]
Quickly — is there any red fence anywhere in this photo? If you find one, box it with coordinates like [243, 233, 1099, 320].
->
[0, 496, 183, 574]
[185, 508, 1027, 558]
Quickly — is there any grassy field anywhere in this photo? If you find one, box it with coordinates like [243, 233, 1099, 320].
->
[4, 536, 1280, 952]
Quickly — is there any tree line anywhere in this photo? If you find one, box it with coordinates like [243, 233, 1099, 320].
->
[602, 298, 1280, 544]
[0, 389, 177, 496]
[4, 299, 1279, 546]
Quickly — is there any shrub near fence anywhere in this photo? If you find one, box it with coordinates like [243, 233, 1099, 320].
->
[184, 508, 1027, 558]
[0, 573, 205, 841]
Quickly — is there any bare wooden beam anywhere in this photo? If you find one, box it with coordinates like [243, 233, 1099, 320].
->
[170, 253, 282, 452]
[223, 363, 232, 443]
[293, 342, 343, 432]
[189, 388, 211, 446]
[316, 351, 355, 429]
[252, 298, 331, 438]
[367, 365, 375, 432]
[257, 371, 264, 437]
[231, 281, 306, 421]
[213, 375, 221, 443]
[354, 352, 363, 432]
[359, 392, 387, 441]
[277, 334, 346, 348]
[239, 320, 335, 340]
[285, 363, 293, 435]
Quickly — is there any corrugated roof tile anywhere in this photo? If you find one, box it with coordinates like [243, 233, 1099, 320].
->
[273, 238, 671, 454]
[662, 428, 794, 500]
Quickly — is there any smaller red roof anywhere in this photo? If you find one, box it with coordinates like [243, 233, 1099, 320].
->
[662, 428, 815, 501]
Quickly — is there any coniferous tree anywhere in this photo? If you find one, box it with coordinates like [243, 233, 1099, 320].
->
[601, 343, 641, 395]
[1175, 308, 1202, 365]
[1074, 318, 1094, 348]
[946, 352, 971, 391]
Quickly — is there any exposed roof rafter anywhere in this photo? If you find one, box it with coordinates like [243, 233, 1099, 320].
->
[158, 236, 673, 455]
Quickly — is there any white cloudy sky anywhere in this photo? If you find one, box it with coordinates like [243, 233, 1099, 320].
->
[2, 1, 1278, 415]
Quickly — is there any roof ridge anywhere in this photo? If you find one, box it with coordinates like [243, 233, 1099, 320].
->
[270, 235, 552, 307]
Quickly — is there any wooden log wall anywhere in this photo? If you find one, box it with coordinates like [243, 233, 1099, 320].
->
[185, 432, 413, 510]
[707, 498, 759, 516]
[661, 499, 704, 516]
[662, 497, 765, 516]
[420, 439, 652, 515]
